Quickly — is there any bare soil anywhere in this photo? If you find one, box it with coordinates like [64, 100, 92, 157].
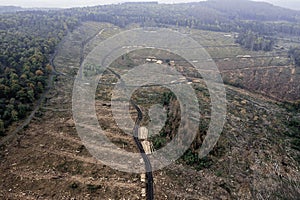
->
[0, 22, 299, 200]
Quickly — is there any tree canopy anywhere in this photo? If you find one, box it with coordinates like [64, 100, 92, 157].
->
[1, 0, 300, 134]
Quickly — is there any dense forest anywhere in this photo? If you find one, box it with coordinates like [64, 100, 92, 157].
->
[0, 12, 78, 134]
[59, 0, 300, 36]
[1, 0, 300, 134]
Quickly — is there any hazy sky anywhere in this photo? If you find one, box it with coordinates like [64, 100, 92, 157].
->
[0, 0, 299, 10]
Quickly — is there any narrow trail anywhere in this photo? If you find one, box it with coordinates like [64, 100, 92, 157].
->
[0, 25, 147, 199]
[131, 101, 154, 200]
[108, 68, 154, 200]
[52, 27, 154, 198]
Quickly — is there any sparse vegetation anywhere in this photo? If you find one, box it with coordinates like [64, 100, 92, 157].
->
[235, 31, 275, 51]
[289, 46, 300, 67]
[285, 117, 300, 163]
[0, 1, 300, 199]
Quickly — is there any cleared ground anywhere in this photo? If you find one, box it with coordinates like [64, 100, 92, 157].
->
[0, 22, 299, 199]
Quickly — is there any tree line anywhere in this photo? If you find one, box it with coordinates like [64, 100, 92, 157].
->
[1, 0, 300, 134]
[235, 31, 275, 51]
[64, 1, 300, 36]
[0, 11, 78, 135]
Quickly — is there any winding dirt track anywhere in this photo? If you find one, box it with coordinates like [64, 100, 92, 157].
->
[131, 101, 154, 200]
[107, 67, 154, 200]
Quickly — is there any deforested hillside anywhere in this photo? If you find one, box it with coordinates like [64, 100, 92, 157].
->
[0, 1, 299, 199]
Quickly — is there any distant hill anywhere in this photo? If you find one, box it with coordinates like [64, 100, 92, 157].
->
[0, 6, 25, 13]
[200, 0, 300, 22]
[0, 5, 61, 13]
[262, 0, 300, 11]
[61, 0, 300, 36]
